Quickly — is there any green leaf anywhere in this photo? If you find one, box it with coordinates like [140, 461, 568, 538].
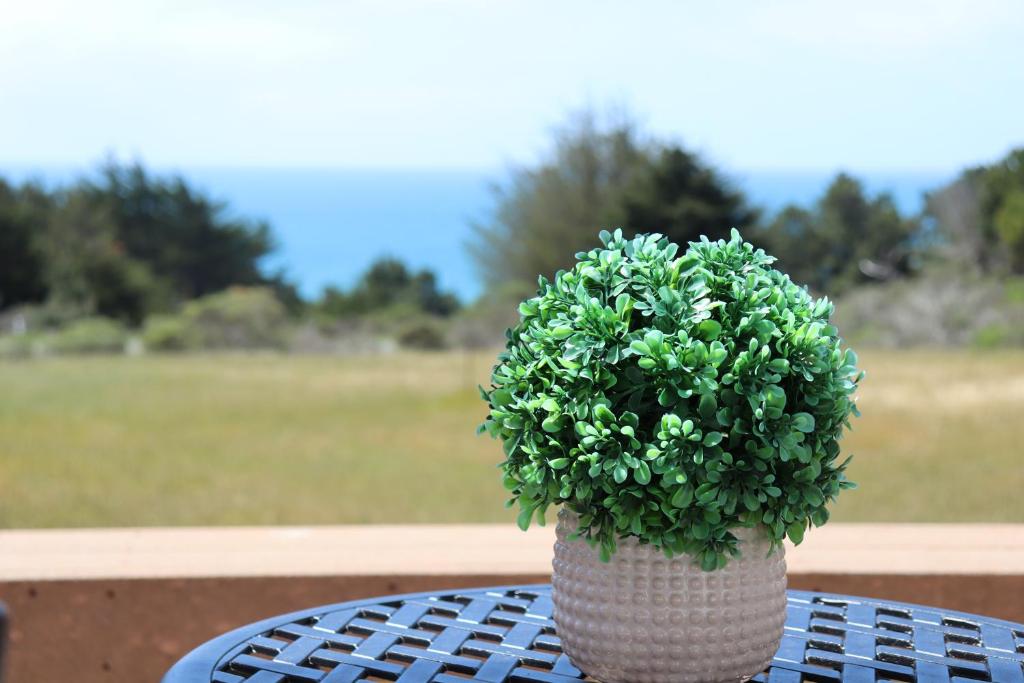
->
[491, 388, 513, 407]
[551, 326, 574, 339]
[695, 482, 718, 503]
[516, 505, 534, 531]
[700, 551, 718, 571]
[699, 394, 717, 420]
[803, 486, 824, 506]
[634, 461, 651, 485]
[793, 412, 815, 433]
[787, 520, 806, 545]
[549, 458, 570, 470]
[671, 485, 693, 508]
[697, 319, 722, 340]
[541, 415, 562, 433]
[594, 404, 616, 423]
[702, 431, 723, 447]
[615, 293, 633, 318]
[629, 340, 651, 355]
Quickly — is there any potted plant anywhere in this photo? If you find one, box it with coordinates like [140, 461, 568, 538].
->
[480, 229, 862, 683]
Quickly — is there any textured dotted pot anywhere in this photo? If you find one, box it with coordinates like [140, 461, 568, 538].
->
[552, 509, 787, 683]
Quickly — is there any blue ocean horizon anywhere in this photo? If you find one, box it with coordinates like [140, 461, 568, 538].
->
[3, 165, 953, 301]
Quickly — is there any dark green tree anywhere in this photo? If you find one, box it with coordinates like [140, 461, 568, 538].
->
[468, 112, 648, 292]
[85, 162, 277, 300]
[620, 147, 758, 248]
[0, 180, 49, 309]
[0, 161, 295, 322]
[39, 190, 163, 324]
[317, 257, 459, 318]
[761, 174, 921, 295]
[468, 111, 756, 293]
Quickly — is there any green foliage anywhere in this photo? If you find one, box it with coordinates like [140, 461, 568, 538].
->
[481, 229, 861, 569]
[40, 191, 166, 324]
[179, 287, 289, 350]
[85, 162, 277, 301]
[0, 180, 49, 308]
[0, 162, 291, 323]
[49, 317, 128, 354]
[925, 147, 1024, 275]
[993, 189, 1024, 270]
[396, 318, 448, 350]
[468, 111, 756, 293]
[141, 314, 200, 352]
[621, 147, 758, 248]
[972, 324, 1012, 349]
[317, 258, 460, 320]
[0, 332, 39, 359]
[981, 149, 1024, 273]
[760, 174, 921, 296]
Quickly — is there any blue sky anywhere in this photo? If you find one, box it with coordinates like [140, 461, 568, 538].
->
[2, 0, 1022, 172]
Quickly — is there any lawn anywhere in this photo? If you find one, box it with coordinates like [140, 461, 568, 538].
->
[1, 350, 1021, 528]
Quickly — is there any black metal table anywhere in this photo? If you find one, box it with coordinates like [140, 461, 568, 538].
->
[163, 584, 1024, 683]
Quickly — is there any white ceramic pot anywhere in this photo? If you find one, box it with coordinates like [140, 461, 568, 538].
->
[552, 509, 787, 683]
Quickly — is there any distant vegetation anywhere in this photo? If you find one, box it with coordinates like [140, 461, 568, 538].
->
[470, 113, 1024, 348]
[3, 112, 1024, 355]
[467, 112, 757, 294]
[0, 162, 462, 355]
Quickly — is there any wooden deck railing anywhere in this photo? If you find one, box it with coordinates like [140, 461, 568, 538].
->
[1, 523, 1021, 683]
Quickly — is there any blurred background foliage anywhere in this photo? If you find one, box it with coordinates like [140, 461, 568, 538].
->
[4, 112, 1024, 357]
[3, 110, 1024, 528]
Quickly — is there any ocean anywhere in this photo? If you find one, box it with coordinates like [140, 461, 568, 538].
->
[3, 165, 953, 300]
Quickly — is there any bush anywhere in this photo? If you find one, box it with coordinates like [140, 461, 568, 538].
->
[49, 317, 128, 354]
[141, 314, 199, 352]
[0, 332, 39, 359]
[832, 275, 1024, 348]
[181, 287, 288, 350]
[396, 318, 448, 350]
[480, 229, 862, 569]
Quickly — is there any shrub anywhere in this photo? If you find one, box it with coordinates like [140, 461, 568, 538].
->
[832, 275, 1024, 348]
[141, 314, 199, 352]
[0, 332, 39, 359]
[480, 229, 862, 569]
[396, 319, 448, 350]
[181, 287, 288, 350]
[49, 316, 128, 354]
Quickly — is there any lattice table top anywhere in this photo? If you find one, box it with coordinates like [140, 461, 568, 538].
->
[162, 585, 1024, 683]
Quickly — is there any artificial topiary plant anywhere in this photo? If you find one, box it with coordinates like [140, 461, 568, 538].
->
[480, 229, 862, 569]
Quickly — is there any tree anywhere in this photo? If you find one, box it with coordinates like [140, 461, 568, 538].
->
[84, 162, 277, 301]
[760, 174, 921, 295]
[978, 149, 1024, 272]
[0, 180, 49, 309]
[317, 257, 459, 318]
[39, 190, 163, 324]
[468, 112, 648, 292]
[924, 148, 1024, 274]
[468, 111, 757, 294]
[620, 146, 758, 248]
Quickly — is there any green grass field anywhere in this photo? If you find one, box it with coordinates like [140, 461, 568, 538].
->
[1, 350, 1022, 528]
